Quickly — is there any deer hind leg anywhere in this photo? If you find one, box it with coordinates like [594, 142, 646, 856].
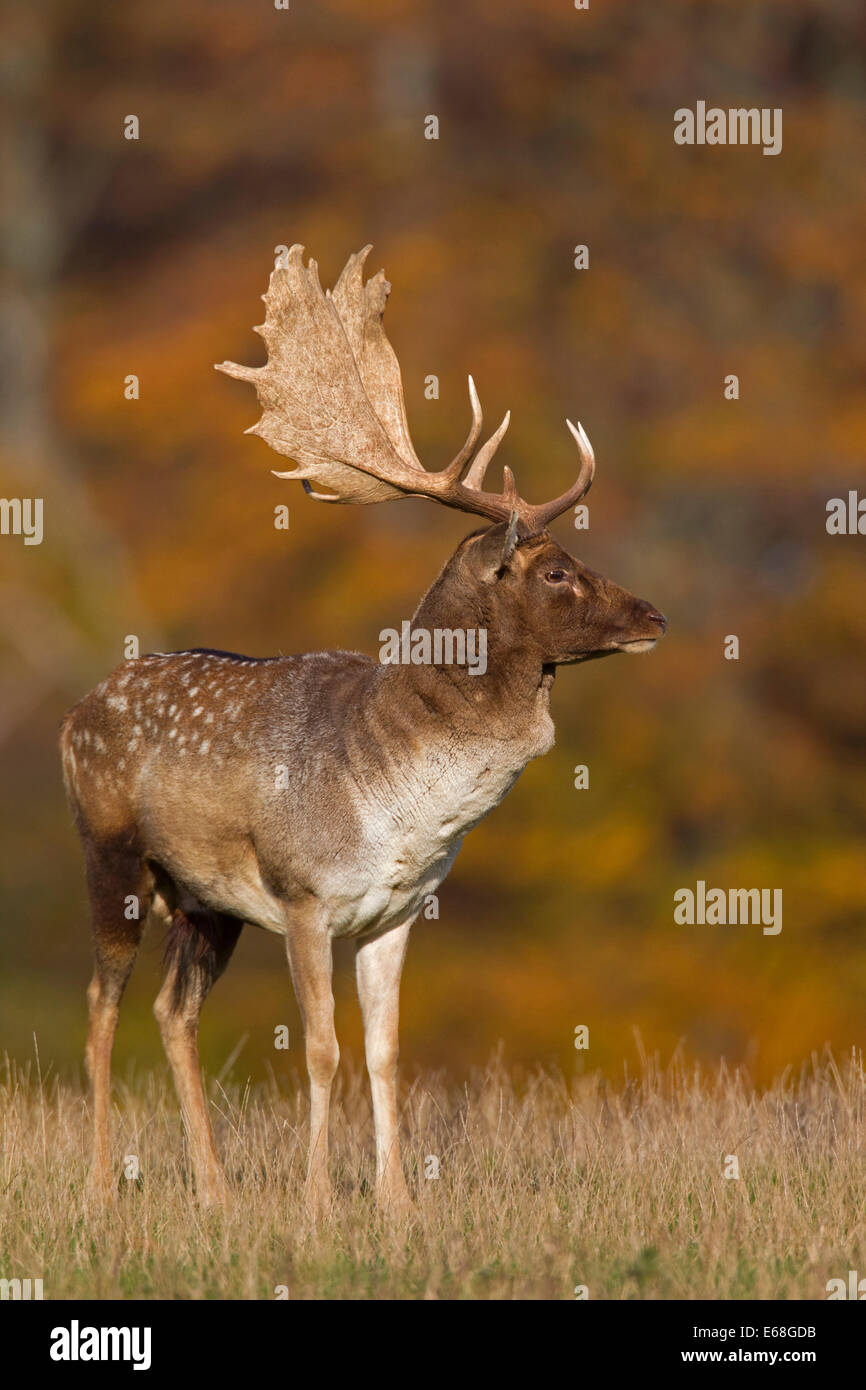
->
[154, 908, 242, 1206]
[83, 841, 152, 1198]
[285, 905, 338, 1215]
[355, 920, 412, 1212]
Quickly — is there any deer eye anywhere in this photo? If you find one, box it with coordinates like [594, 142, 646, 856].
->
[544, 569, 569, 584]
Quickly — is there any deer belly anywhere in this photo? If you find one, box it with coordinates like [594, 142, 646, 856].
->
[145, 838, 289, 936]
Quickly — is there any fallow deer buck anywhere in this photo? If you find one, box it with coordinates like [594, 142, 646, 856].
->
[61, 245, 666, 1212]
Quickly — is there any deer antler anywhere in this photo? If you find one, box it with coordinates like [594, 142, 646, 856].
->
[216, 245, 594, 533]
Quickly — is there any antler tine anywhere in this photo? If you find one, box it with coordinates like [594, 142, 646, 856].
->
[441, 375, 484, 481]
[501, 465, 520, 509]
[516, 419, 596, 532]
[462, 409, 511, 490]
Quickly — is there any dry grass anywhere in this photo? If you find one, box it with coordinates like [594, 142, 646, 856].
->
[1, 1046, 864, 1300]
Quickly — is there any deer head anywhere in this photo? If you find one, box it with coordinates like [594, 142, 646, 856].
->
[216, 245, 666, 673]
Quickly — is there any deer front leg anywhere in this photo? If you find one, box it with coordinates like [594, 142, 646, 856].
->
[355, 920, 412, 1212]
[285, 907, 338, 1216]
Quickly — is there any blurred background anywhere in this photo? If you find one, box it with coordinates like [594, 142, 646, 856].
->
[1, 0, 865, 1087]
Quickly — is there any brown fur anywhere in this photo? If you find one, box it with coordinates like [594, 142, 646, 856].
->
[163, 909, 243, 1012]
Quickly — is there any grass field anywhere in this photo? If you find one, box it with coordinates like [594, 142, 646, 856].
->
[1, 1047, 863, 1300]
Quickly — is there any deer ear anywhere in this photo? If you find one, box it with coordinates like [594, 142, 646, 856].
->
[470, 511, 520, 581]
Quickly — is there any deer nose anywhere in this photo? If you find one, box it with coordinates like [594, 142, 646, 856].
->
[638, 600, 667, 631]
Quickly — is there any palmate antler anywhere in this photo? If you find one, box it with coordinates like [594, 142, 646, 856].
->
[216, 245, 594, 535]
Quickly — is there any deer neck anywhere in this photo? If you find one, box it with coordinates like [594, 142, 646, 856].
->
[383, 645, 553, 751]
[352, 641, 553, 885]
[371, 583, 556, 777]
